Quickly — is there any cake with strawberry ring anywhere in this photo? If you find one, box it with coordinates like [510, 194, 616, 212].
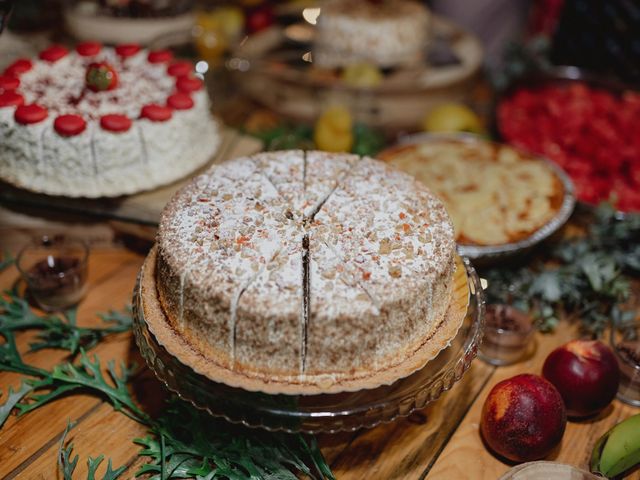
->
[0, 42, 219, 197]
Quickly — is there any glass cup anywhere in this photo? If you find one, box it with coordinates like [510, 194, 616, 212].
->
[479, 304, 535, 366]
[610, 320, 640, 407]
[16, 235, 89, 311]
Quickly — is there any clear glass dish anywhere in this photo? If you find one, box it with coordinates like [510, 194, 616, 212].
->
[132, 257, 485, 433]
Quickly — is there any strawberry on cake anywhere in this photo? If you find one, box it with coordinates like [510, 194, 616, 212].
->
[0, 42, 219, 197]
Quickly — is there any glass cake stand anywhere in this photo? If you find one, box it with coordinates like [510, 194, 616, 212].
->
[132, 257, 485, 433]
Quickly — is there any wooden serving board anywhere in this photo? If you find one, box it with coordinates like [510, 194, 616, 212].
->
[0, 127, 263, 229]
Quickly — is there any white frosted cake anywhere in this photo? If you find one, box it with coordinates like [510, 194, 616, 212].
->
[313, 0, 430, 69]
[154, 151, 458, 390]
[0, 43, 219, 197]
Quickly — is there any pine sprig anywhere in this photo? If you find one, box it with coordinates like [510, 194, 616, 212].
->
[484, 204, 640, 335]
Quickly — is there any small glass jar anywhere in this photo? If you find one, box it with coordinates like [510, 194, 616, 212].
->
[479, 304, 535, 366]
[16, 235, 89, 311]
[610, 320, 640, 407]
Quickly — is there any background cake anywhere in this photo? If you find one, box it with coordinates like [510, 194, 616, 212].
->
[0, 43, 219, 198]
[154, 150, 458, 390]
[313, 0, 431, 68]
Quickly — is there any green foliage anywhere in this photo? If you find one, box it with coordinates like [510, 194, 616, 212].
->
[0, 251, 13, 272]
[352, 123, 385, 157]
[0, 291, 131, 356]
[58, 421, 127, 480]
[134, 398, 335, 480]
[248, 122, 385, 157]
[484, 204, 640, 335]
[0, 290, 335, 479]
[15, 351, 148, 424]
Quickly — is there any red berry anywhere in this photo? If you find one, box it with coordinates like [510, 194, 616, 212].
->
[246, 5, 275, 34]
[115, 44, 141, 58]
[148, 49, 174, 64]
[0, 75, 19, 91]
[100, 114, 132, 132]
[167, 61, 193, 77]
[54, 114, 87, 136]
[0, 91, 24, 108]
[167, 93, 194, 110]
[14, 104, 48, 124]
[86, 62, 119, 92]
[39, 45, 69, 63]
[141, 104, 172, 122]
[4, 59, 32, 77]
[176, 76, 203, 93]
[76, 41, 102, 56]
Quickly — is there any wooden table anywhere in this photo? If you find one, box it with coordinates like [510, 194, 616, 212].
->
[0, 243, 638, 479]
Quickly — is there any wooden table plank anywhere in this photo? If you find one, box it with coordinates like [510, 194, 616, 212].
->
[429, 323, 640, 479]
[1, 242, 639, 479]
[0, 248, 145, 477]
[325, 361, 494, 480]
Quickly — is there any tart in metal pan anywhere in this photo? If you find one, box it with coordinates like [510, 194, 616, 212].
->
[379, 133, 576, 263]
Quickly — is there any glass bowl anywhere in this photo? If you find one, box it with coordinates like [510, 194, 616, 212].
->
[132, 257, 484, 433]
[16, 235, 89, 311]
[610, 320, 640, 407]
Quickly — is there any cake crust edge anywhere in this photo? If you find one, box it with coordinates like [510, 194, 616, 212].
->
[140, 246, 468, 395]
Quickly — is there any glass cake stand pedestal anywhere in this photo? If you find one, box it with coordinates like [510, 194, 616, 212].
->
[132, 256, 485, 434]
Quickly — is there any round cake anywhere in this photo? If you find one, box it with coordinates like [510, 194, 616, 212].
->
[313, 0, 430, 69]
[0, 43, 219, 197]
[154, 150, 458, 391]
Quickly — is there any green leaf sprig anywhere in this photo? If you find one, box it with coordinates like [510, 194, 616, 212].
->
[58, 421, 127, 480]
[0, 290, 335, 479]
[0, 292, 131, 356]
[484, 203, 640, 335]
[135, 398, 334, 480]
[0, 251, 14, 272]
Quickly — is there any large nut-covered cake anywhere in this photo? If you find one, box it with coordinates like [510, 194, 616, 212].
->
[154, 151, 458, 391]
[313, 0, 430, 68]
[0, 43, 219, 197]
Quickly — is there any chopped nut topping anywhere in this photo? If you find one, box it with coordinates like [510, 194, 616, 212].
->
[389, 265, 402, 278]
[321, 268, 336, 279]
[379, 238, 392, 254]
[356, 293, 369, 302]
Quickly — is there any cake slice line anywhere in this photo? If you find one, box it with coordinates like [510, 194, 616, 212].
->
[299, 154, 365, 373]
[300, 233, 310, 373]
[302, 155, 363, 222]
[322, 239, 382, 315]
[230, 247, 284, 366]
